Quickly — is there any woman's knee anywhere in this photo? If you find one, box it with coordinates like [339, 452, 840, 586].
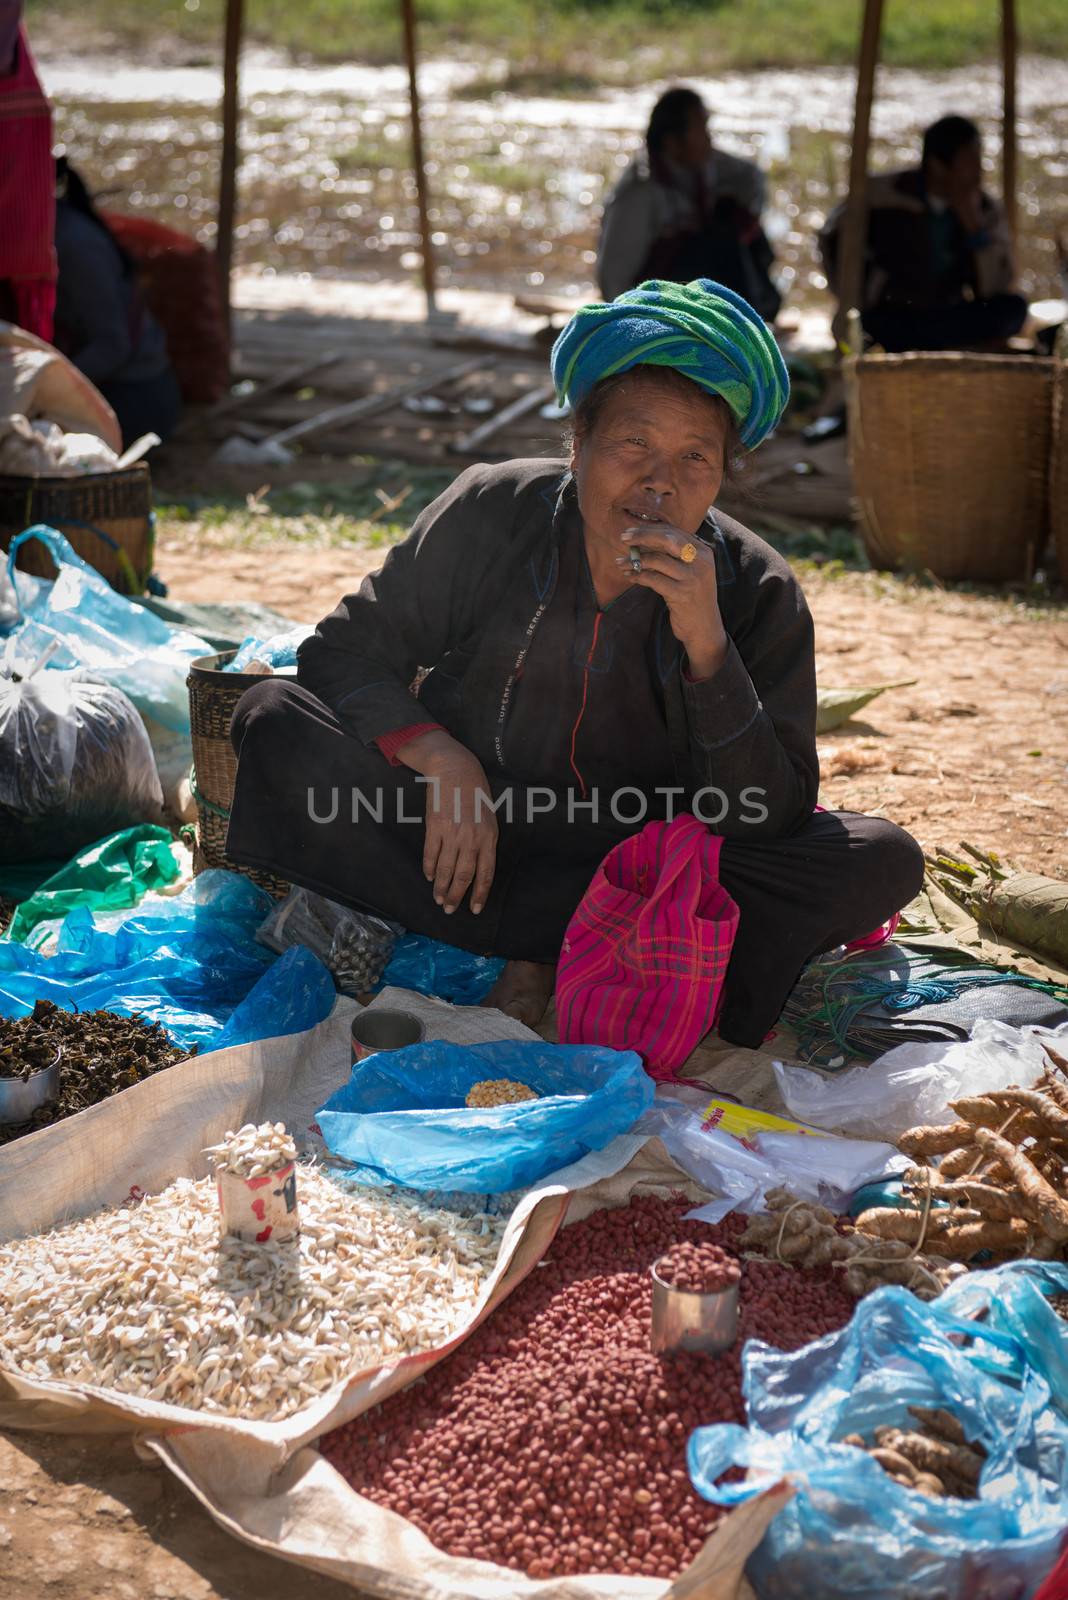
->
[847, 814, 925, 904]
[229, 678, 302, 755]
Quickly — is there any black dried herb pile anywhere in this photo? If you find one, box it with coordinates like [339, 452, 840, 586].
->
[0, 999, 194, 1145]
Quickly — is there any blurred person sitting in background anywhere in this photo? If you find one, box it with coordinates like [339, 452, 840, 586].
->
[819, 113, 1027, 352]
[597, 86, 781, 323]
[0, 1, 55, 340]
[52, 158, 182, 446]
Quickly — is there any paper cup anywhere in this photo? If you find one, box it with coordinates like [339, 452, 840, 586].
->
[217, 1160, 299, 1243]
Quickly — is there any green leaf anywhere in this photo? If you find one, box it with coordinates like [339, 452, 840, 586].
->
[815, 681, 917, 734]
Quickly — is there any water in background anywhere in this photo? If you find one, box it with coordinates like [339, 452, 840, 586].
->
[42, 51, 1068, 309]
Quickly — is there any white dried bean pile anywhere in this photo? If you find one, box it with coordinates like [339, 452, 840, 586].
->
[204, 1120, 297, 1178]
[0, 1164, 506, 1420]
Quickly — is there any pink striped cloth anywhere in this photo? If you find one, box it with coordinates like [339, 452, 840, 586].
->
[555, 814, 739, 1081]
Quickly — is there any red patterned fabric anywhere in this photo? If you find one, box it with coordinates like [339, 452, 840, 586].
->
[375, 721, 444, 766]
[0, 26, 56, 341]
[555, 814, 739, 1081]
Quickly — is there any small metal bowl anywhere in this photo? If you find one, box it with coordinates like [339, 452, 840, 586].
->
[0, 1046, 62, 1126]
[650, 1255, 740, 1357]
[351, 1008, 425, 1064]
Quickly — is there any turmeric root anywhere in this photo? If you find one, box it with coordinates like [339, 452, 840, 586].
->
[920, 1220, 1030, 1259]
[902, 1173, 1019, 1222]
[854, 1206, 987, 1238]
[854, 1206, 1030, 1259]
[869, 1446, 921, 1482]
[874, 1426, 984, 1487]
[1045, 1046, 1068, 1082]
[1038, 1068, 1068, 1115]
[948, 1098, 1043, 1140]
[973, 1127, 1068, 1241]
[937, 1146, 984, 1178]
[907, 1406, 971, 1448]
[898, 1122, 976, 1157]
[984, 1088, 1068, 1142]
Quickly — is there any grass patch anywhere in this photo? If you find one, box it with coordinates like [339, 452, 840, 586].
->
[156, 462, 454, 551]
[34, 0, 1068, 71]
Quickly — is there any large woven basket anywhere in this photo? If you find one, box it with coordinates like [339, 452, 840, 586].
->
[0, 463, 153, 594]
[845, 352, 1053, 582]
[187, 651, 290, 898]
[1052, 363, 1068, 588]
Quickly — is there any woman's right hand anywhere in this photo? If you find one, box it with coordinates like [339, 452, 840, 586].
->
[394, 730, 498, 915]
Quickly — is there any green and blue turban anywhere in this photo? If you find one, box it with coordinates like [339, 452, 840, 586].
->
[550, 277, 789, 450]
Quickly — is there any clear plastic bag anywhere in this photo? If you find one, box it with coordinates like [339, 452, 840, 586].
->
[773, 1017, 1068, 1140]
[4, 525, 210, 733]
[0, 668, 163, 863]
[635, 1086, 902, 1221]
[687, 1261, 1068, 1600]
[316, 1039, 655, 1193]
[256, 888, 398, 996]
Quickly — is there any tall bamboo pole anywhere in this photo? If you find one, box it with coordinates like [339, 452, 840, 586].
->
[217, 0, 244, 332]
[835, 0, 884, 345]
[399, 0, 437, 316]
[1001, 0, 1018, 248]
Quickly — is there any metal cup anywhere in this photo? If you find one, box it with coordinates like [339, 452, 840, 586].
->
[650, 1255, 740, 1357]
[0, 1046, 62, 1126]
[351, 1008, 425, 1064]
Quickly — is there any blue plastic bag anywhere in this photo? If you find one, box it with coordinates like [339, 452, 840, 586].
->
[0, 868, 336, 1052]
[225, 625, 313, 672]
[378, 934, 504, 1004]
[687, 1262, 1068, 1600]
[4, 526, 210, 732]
[316, 1038, 654, 1192]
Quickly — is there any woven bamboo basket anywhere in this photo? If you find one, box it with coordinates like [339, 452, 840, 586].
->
[1052, 363, 1068, 588]
[187, 651, 290, 898]
[0, 463, 153, 594]
[845, 352, 1053, 582]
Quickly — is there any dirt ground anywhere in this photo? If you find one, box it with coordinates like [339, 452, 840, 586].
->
[2, 532, 1065, 1600]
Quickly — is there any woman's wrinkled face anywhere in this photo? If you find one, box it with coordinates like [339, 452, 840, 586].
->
[570, 371, 728, 548]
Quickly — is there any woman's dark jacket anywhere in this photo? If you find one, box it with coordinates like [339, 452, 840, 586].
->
[296, 459, 819, 838]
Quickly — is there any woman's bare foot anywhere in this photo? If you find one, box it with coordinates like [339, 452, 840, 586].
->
[481, 960, 556, 1029]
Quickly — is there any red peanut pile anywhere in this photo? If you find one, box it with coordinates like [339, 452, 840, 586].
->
[322, 1196, 852, 1580]
[656, 1239, 741, 1295]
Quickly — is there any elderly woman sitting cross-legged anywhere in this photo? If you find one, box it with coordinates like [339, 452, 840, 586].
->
[227, 279, 923, 1037]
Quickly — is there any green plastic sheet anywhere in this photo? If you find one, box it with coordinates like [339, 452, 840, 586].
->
[6, 826, 182, 949]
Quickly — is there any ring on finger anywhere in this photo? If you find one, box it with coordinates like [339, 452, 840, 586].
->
[679, 542, 698, 564]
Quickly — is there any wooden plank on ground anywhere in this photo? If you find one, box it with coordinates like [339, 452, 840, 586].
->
[450, 383, 554, 454]
[262, 357, 490, 448]
[208, 353, 344, 420]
